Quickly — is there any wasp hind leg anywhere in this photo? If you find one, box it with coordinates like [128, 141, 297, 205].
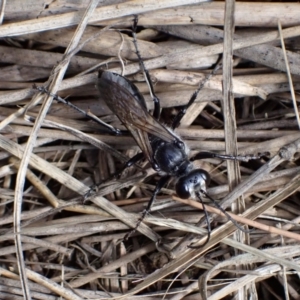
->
[131, 15, 161, 121]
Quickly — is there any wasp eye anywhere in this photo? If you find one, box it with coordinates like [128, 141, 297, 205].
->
[176, 182, 191, 199]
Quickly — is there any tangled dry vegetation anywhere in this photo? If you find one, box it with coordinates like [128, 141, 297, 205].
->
[1, 1, 300, 299]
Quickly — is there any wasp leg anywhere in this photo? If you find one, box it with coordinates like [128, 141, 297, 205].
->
[124, 175, 170, 240]
[113, 152, 145, 179]
[84, 152, 145, 201]
[131, 15, 161, 121]
[171, 57, 223, 130]
[190, 151, 269, 163]
[33, 84, 122, 135]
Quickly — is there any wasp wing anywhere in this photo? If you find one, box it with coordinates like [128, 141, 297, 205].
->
[97, 71, 178, 163]
[125, 124, 153, 163]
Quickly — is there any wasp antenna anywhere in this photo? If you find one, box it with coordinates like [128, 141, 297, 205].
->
[188, 192, 211, 249]
[201, 189, 254, 234]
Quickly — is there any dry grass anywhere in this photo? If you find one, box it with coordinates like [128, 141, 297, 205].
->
[1, 1, 300, 299]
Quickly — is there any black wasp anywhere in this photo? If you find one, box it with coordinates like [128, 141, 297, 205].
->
[95, 17, 258, 244]
[97, 69, 212, 227]
[35, 17, 260, 245]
